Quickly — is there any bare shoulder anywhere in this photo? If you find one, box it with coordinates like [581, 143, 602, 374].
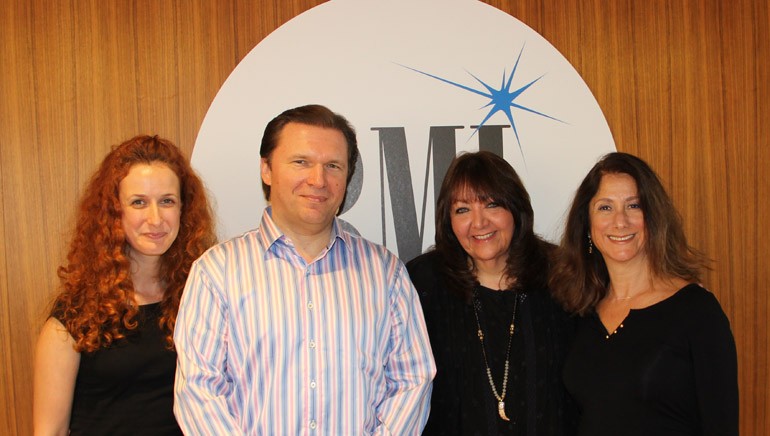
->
[36, 318, 78, 358]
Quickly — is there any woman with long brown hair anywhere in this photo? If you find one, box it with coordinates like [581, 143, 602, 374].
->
[407, 151, 575, 435]
[550, 152, 737, 436]
[33, 135, 216, 435]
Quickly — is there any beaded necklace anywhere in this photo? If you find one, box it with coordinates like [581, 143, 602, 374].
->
[472, 290, 519, 421]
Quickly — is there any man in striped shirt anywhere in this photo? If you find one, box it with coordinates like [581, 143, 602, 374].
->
[173, 104, 436, 435]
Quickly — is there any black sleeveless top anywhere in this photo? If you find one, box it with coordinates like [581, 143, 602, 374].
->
[66, 303, 182, 435]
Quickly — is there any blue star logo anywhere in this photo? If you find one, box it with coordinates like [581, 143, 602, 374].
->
[399, 44, 564, 164]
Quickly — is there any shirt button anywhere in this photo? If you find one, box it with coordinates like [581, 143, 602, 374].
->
[309, 340, 316, 349]
[310, 420, 317, 430]
[307, 301, 314, 309]
[310, 380, 317, 389]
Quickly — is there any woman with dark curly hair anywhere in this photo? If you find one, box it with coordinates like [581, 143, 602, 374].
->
[406, 151, 575, 435]
[550, 152, 738, 436]
[33, 135, 216, 435]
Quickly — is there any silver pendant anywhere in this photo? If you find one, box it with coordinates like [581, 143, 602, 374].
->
[498, 401, 510, 421]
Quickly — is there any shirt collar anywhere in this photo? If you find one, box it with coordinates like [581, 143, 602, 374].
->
[257, 206, 349, 257]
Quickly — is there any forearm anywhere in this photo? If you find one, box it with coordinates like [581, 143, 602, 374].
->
[377, 270, 436, 434]
[173, 370, 240, 435]
[375, 376, 433, 435]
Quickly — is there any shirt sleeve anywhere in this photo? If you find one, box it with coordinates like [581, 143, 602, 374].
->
[690, 290, 739, 436]
[374, 261, 437, 435]
[173, 253, 240, 435]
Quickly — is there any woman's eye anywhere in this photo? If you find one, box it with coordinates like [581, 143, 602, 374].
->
[160, 198, 177, 206]
[628, 202, 641, 209]
[597, 204, 611, 211]
[454, 207, 469, 214]
[131, 199, 145, 206]
[487, 201, 499, 208]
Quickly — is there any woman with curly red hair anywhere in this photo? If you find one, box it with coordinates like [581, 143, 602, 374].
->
[33, 135, 216, 435]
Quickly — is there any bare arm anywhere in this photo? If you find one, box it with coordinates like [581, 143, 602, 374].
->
[33, 317, 80, 436]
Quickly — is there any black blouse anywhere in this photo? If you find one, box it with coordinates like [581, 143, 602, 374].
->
[563, 284, 738, 436]
[407, 251, 576, 436]
[63, 303, 183, 435]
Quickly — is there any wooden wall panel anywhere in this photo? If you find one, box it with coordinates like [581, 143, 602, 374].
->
[1, 0, 766, 434]
[0, 1, 30, 431]
[135, 0, 181, 141]
[719, 1, 764, 429]
[0, 0, 18, 429]
[174, 0, 238, 154]
[73, 0, 141, 176]
[755, 0, 770, 431]
[1, 0, 78, 433]
[0, 141, 10, 433]
[0, 163, 9, 433]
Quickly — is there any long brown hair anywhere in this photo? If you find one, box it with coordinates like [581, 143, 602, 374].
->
[550, 152, 706, 315]
[434, 151, 552, 303]
[52, 135, 216, 352]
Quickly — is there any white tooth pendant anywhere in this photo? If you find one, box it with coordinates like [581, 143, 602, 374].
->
[498, 401, 510, 421]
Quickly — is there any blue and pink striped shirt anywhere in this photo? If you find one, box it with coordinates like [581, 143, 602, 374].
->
[174, 208, 435, 434]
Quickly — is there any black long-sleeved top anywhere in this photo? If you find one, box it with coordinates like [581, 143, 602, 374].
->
[407, 251, 576, 436]
[563, 284, 738, 436]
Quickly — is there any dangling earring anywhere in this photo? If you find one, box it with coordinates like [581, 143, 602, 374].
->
[587, 233, 593, 254]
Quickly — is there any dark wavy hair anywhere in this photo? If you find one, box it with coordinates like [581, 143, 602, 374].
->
[259, 104, 359, 201]
[433, 151, 552, 303]
[52, 135, 217, 352]
[550, 152, 706, 315]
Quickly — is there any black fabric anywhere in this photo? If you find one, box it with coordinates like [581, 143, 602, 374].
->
[65, 303, 182, 435]
[407, 251, 576, 436]
[563, 284, 738, 436]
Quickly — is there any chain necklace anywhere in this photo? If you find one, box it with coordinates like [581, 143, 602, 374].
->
[472, 289, 519, 422]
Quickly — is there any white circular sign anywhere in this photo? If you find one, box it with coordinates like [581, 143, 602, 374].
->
[193, 0, 614, 261]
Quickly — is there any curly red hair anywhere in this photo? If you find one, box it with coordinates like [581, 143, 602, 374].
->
[52, 135, 216, 352]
